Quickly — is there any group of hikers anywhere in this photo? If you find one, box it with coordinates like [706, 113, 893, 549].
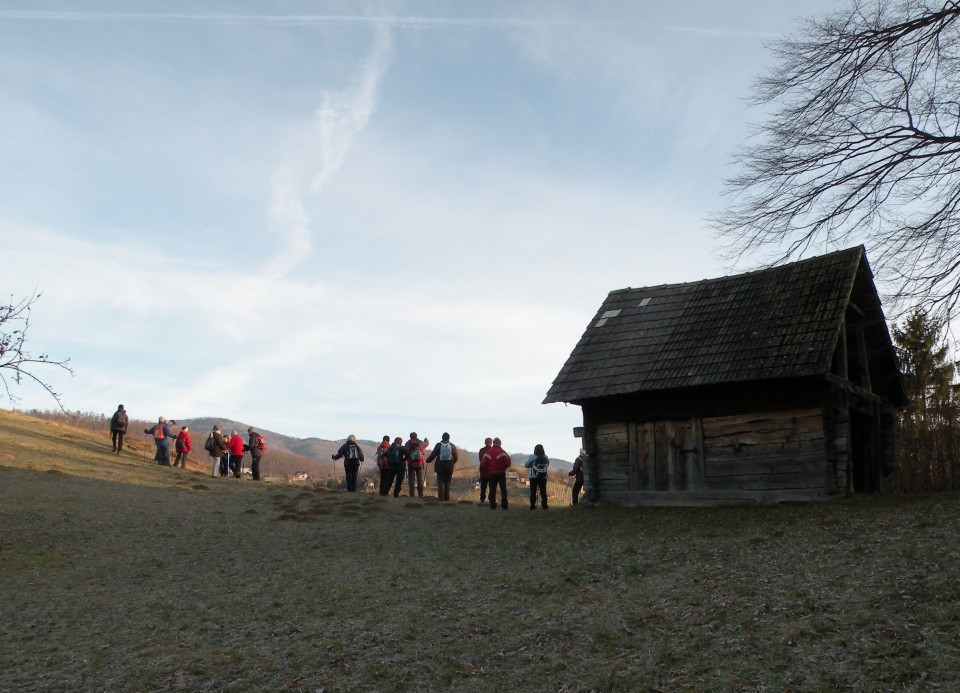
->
[108, 405, 267, 480]
[109, 405, 589, 505]
[354, 432, 588, 508]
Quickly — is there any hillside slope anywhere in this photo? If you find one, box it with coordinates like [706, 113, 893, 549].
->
[3, 408, 960, 691]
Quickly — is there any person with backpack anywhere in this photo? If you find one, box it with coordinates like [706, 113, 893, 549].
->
[524, 444, 550, 510]
[205, 425, 227, 478]
[426, 432, 459, 501]
[173, 426, 192, 468]
[374, 435, 391, 495]
[477, 437, 492, 505]
[244, 427, 267, 481]
[332, 435, 365, 492]
[144, 417, 176, 466]
[227, 430, 245, 478]
[482, 437, 512, 510]
[569, 448, 587, 505]
[404, 432, 429, 498]
[109, 404, 128, 454]
[383, 436, 408, 497]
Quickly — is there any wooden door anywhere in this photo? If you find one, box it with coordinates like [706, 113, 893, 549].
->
[631, 418, 703, 491]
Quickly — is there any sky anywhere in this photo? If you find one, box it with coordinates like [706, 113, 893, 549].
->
[0, 0, 842, 461]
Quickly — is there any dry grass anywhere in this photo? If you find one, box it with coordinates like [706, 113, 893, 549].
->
[2, 408, 960, 691]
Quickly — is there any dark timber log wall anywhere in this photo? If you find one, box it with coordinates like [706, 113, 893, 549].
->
[591, 405, 832, 505]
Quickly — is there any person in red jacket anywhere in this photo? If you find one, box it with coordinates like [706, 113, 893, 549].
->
[482, 437, 512, 510]
[173, 426, 192, 468]
[227, 430, 245, 478]
[477, 437, 492, 505]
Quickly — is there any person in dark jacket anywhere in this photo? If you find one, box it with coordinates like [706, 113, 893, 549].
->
[109, 404, 128, 454]
[219, 433, 231, 477]
[207, 426, 227, 478]
[405, 432, 429, 498]
[332, 435, 364, 491]
[144, 417, 176, 466]
[375, 435, 391, 495]
[569, 448, 587, 505]
[384, 437, 408, 497]
[426, 432, 459, 501]
[245, 427, 266, 481]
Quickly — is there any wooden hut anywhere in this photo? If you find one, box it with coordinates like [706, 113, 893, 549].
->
[543, 246, 907, 505]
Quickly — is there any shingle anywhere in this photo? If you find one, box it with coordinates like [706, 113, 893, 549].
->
[544, 247, 873, 404]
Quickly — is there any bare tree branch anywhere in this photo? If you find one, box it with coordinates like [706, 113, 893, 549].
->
[0, 292, 74, 410]
[714, 0, 960, 319]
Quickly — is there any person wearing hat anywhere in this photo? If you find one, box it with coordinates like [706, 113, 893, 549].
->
[569, 448, 587, 505]
[332, 435, 364, 491]
[173, 426, 192, 468]
[426, 432, 459, 501]
[144, 417, 176, 466]
[477, 437, 493, 505]
[109, 404, 128, 454]
[245, 427, 266, 481]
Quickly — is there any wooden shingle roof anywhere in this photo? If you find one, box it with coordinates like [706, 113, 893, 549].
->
[544, 246, 905, 405]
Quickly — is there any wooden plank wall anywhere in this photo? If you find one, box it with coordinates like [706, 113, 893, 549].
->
[594, 423, 630, 500]
[593, 407, 831, 503]
[701, 407, 827, 495]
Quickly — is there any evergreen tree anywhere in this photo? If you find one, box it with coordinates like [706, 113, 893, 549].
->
[892, 310, 960, 491]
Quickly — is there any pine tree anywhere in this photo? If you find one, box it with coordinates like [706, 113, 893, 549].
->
[892, 310, 960, 491]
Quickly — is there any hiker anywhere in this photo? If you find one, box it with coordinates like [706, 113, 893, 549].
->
[426, 432, 459, 501]
[173, 426, 192, 468]
[477, 437, 492, 505]
[569, 448, 587, 505]
[109, 404, 128, 454]
[219, 434, 231, 477]
[227, 430, 245, 478]
[524, 444, 550, 510]
[375, 435, 391, 495]
[332, 435, 364, 491]
[244, 427, 266, 481]
[205, 426, 227, 478]
[144, 417, 176, 466]
[384, 436, 408, 497]
[405, 432, 429, 497]
[482, 437, 511, 510]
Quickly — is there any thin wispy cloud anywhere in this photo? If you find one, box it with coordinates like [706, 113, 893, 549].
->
[265, 24, 393, 276]
[0, 10, 773, 38]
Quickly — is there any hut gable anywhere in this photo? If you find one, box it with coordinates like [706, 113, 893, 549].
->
[544, 246, 905, 406]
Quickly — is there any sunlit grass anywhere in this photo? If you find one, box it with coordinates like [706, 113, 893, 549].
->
[2, 408, 960, 691]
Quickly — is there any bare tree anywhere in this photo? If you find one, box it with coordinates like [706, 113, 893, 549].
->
[0, 292, 73, 410]
[715, 0, 960, 318]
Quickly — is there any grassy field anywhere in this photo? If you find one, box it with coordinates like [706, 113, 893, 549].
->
[2, 408, 960, 691]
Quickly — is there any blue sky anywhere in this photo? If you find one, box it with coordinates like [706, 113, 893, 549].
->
[1, 1, 841, 460]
